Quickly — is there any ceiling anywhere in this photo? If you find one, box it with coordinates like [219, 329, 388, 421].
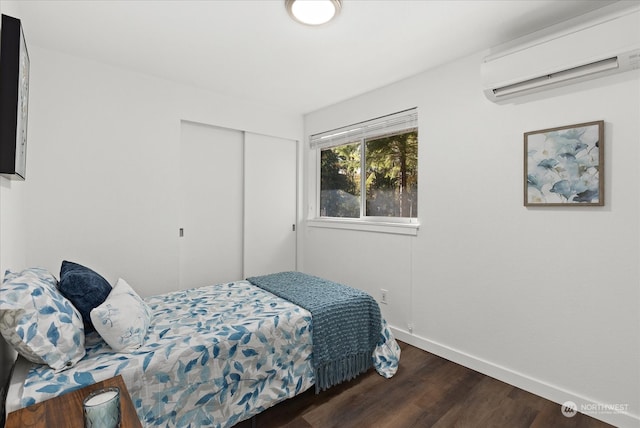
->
[2, 0, 619, 115]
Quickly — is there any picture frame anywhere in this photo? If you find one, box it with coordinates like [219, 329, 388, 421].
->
[524, 120, 604, 206]
[0, 14, 30, 180]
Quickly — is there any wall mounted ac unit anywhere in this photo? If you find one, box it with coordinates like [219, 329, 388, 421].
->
[481, 4, 640, 103]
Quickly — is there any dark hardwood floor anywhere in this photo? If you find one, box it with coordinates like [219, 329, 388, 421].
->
[235, 341, 613, 428]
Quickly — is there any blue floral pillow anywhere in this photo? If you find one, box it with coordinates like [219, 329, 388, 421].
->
[90, 278, 152, 352]
[0, 268, 85, 371]
[59, 261, 112, 333]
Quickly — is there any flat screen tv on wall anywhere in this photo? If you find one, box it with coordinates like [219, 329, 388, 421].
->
[0, 14, 29, 180]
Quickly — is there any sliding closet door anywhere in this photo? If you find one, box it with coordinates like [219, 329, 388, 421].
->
[179, 121, 243, 289]
[244, 133, 297, 277]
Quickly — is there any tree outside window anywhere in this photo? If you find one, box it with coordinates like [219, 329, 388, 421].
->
[320, 129, 418, 219]
[365, 130, 418, 218]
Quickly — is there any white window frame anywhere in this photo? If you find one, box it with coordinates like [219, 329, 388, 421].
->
[309, 108, 419, 236]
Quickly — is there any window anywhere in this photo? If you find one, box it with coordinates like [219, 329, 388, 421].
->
[312, 108, 418, 221]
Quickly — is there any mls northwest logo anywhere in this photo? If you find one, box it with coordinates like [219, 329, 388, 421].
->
[561, 401, 578, 418]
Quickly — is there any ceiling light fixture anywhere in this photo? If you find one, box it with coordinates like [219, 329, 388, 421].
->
[285, 0, 342, 26]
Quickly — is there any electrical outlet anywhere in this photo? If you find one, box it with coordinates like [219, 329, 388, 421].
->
[380, 289, 388, 304]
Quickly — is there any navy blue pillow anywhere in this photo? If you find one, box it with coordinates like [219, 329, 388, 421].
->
[59, 260, 112, 333]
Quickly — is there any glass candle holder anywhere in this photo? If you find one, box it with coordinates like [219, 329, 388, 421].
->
[82, 387, 121, 428]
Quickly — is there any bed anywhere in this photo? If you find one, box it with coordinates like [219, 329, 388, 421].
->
[1, 266, 400, 427]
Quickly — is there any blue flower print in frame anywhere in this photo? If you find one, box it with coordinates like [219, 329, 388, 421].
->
[525, 120, 604, 206]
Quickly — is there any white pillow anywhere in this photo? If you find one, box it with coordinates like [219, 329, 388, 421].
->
[0, 268, 85, 371]
[90, 278, 152, 352]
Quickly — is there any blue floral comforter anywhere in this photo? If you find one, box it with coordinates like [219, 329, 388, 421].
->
[16, 280, 400, 427]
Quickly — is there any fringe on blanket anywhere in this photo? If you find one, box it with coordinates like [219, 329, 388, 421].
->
[315, 351, 372, 393]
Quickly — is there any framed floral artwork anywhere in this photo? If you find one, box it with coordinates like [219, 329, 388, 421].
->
[524, 121, 604, 206]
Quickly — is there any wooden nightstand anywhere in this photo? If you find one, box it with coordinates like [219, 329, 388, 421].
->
[6, 375, 142, 428]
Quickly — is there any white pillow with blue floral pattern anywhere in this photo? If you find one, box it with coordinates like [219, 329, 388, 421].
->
[90, 278, 151, 352]
[0, 267, 86, 371]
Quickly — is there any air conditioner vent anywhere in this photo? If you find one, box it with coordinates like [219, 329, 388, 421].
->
[492, 57, 619, 98]
[482, 4, 640, 103]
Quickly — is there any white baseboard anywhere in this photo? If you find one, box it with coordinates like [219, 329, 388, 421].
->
[391, 327, 639, 428]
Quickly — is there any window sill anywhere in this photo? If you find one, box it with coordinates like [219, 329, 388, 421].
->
[307, 218, 419, 236]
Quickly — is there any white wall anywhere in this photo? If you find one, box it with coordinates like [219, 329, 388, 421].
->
[302, 53, 639, 427]
[21, 45, 302, 297]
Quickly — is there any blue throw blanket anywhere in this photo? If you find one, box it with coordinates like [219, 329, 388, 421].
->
[247, 271, 382, 393]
